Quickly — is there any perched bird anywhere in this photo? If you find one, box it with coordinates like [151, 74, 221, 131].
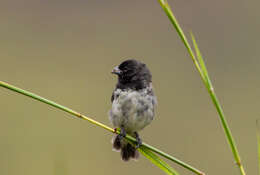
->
[109, 59, 157, 161]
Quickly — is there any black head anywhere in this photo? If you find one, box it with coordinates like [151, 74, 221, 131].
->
[112, 59, 152, 90]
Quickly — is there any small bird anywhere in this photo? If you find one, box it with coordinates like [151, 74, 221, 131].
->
[109, 59, 157, 161]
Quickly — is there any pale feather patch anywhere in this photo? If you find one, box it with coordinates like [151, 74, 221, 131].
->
[109, 87, 155, 133]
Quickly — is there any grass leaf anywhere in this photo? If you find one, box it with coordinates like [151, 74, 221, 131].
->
[139, 146, 180, 175]
[256, 120, 260, 175]
[0, 80, 204, 175]
[190, 32, 211, 87]
[158, 1, 246, 175]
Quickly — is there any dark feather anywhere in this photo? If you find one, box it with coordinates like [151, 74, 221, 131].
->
[116, 59, 152, 91]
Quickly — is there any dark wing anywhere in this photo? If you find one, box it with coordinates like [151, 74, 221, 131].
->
[111, 90, 115, 102]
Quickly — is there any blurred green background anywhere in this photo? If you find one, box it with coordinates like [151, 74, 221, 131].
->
[1, 1, 259, 175]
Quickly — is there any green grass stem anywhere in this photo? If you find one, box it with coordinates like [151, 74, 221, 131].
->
[158, 1, 246, 175]
[139, 147, 180, 175]
[0, 80, 204, 175]
[256, 120, 260, 175]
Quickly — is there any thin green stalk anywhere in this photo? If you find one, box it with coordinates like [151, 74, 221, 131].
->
[158, 0, 204, 82]
[191, 35, 243, 169]
[0, 80, 204, 175]
[139, 147, 180, 175]
[258, 135, 260, 175]
[158, 1, 246, 175]
[140, 143, 203, 175]
[0, 81, 114, 132]
[257, 120, 260, 175]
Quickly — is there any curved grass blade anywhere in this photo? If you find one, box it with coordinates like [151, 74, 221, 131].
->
[158, 0, 203, 78]
[256, 120, 260, 175]
[0, 80, 204, 175]
[190, 32, 210, 85]
[158, 1, 246, 175]
[139, 146, 179, 175]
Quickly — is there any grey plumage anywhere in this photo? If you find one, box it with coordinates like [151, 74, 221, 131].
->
[109, 59, 157, 161]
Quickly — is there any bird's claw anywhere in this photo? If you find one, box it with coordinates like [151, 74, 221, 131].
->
[134, 132, 142, 149]
[118, 127, 126, 140]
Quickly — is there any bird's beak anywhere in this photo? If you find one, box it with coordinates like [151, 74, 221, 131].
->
[111, 66, 121, 75]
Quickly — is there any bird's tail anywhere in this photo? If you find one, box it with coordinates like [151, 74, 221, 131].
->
[112, 135, 139, 161]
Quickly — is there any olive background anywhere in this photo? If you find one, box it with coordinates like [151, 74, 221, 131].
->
[0, 1, 259, 175]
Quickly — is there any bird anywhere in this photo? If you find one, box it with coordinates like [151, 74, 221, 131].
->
[109, 59, 157, 161]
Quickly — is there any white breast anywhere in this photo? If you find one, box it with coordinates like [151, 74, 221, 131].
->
[109, 88, 156, 133]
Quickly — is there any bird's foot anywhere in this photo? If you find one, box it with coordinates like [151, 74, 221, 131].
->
[119, 127, 126, 140]
[134, 132, 142, 149]
[114, 127, 126, 140]
[113, 127, 126, 150]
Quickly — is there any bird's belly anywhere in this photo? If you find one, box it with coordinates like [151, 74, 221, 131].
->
[109, 90, 155, 133]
